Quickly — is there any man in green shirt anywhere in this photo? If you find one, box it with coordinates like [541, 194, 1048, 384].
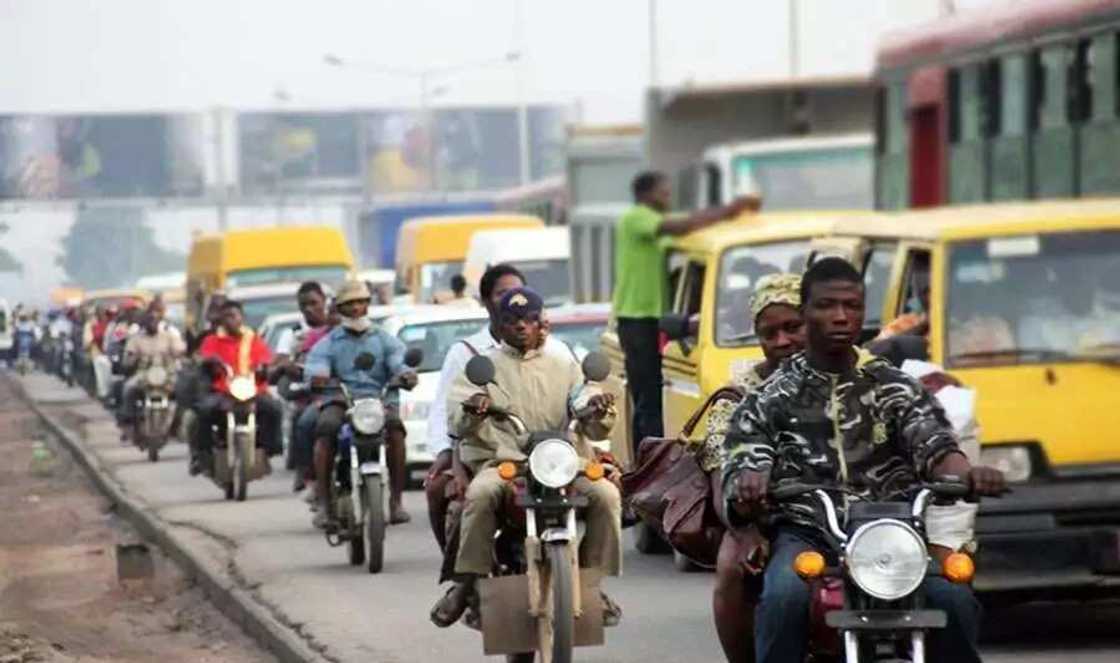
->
[612, 171, 756, 449]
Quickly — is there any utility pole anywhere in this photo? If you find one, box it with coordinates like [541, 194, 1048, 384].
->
[515, 0, 530, 186]
[648, 0, 659, 88]
[789, 0, 800, 78]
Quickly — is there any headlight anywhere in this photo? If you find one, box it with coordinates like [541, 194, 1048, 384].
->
[351, 399, 385, 435]
[846, 519, 928, 601]
[979, 445, 1032, 483]
[528, 439, 580, 489]
[145, 366, 168, 388]
[228, 376, 257, 402]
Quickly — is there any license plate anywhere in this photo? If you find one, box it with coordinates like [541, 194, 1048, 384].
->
[359, 462, 382, 475]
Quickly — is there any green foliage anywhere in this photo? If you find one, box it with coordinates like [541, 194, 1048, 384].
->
[56, 207, 185, 289]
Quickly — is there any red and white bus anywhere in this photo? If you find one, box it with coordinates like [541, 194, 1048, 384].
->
[874, 0, 1120, 209]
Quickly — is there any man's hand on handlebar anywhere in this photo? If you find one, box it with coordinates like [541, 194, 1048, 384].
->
[463, 393, 491, 417]
[583, 393, 615, 418]
[398, 370, 419, 390]
[733, 468, 771, 507]
[968, 465, 1007, 497]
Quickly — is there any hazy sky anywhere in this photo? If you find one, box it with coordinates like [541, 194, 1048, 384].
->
[0, 0, 999, 123]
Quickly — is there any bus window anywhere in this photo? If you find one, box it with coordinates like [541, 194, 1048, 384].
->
[1000, 54, 1029, 136]
[1070, 38, 1094, 124]
[982, 59, 1003, 138]
[1032, 45, 1072, 130]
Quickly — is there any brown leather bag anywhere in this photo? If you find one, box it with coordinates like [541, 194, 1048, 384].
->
[622, 386, 744, 567]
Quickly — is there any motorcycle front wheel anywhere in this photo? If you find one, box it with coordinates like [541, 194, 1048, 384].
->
[364, 476, 385, 574]
[548, 544, 574, 663]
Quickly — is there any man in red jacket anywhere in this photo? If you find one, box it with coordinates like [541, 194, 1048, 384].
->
[191, 300, 283, 475]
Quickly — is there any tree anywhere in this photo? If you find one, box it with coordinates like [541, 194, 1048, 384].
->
[56, 207, 185, 289]
[0, 221, 23, 273]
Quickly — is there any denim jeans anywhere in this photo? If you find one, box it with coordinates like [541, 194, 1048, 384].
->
[756, 528, 982, 663]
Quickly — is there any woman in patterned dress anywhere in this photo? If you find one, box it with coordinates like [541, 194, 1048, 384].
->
[702, 273, 805, 663]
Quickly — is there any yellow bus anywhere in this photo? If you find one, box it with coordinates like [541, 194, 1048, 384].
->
[394, 214, 543, 303]
[186, 226, 355, 330]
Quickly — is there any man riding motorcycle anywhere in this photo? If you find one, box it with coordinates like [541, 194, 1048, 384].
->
[192, 300, 283, 475]
[118, 311, 186, 436]
[304, 280, 418, 528]
[722, 258, 1006, 663]
[430, 286, 621, 629]
[423, 263, 574, 551]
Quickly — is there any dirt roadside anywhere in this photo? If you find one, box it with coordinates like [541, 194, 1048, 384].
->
[0, 376, 275, 663]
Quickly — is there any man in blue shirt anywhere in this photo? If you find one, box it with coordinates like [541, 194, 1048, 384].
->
[306, 281, 418, 528]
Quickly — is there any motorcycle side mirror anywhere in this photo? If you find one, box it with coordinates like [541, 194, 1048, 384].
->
[353, 352, 376, 371]
[581, 351, 611, 383]
[465, 355, 496, 387]
[403, 347, 423, 368]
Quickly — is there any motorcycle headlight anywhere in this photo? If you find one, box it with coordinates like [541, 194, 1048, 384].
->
[528, 438, 580, 489]
[846, 519, 928, 601]
[145, 366, 168, 387]
[979, 445, 1032, 483]
[228, 376, 257, 402]
[351, 398, 385, 435]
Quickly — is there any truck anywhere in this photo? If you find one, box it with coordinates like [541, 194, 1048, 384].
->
[564, 125, 645, 303]
[355, 198, 495, 269]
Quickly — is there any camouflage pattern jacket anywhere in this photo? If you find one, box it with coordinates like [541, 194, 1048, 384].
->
[721, 351, 963, 530]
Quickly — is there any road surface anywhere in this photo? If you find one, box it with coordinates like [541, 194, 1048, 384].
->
[14, 372, 1120, 662]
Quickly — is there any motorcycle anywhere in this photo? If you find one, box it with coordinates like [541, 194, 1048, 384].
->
[132, 361, 177, 462]
[14, 328, 35, 375]
[314, 348, 423, 574]
[459, 351, 614, 663]
[766, 478, 985, 663]
[203, 364, 268, 501]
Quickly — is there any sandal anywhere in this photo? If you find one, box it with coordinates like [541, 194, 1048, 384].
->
[430, 582, 472, 628]
[389, 504, 412, 525]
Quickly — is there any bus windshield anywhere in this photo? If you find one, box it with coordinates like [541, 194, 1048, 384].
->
[732, 145, 873, 210]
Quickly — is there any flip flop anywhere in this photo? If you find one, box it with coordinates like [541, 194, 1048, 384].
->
[430, 584, 470, 628]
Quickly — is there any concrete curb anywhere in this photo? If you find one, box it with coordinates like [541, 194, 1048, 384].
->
[11, 376, 328, 663]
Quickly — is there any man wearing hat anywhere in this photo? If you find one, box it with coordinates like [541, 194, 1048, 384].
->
[305, 280, 419, 527]
[430, 286, 622, 628]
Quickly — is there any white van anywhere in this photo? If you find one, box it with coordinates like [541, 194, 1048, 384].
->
[462, 227, 572, 307]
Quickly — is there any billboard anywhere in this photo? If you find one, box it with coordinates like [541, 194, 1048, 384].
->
[0, 114, 204, 199]
[240, 105, 568, 197]
[237, 112, 362, 196]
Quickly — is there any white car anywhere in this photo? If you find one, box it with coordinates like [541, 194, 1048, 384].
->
[378, 307, 489, 475]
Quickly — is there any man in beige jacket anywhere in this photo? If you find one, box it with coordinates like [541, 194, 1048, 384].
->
[431, 287, 620, 627]
[118, 312, 185, 433]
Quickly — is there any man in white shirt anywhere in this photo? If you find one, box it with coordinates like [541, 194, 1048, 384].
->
[423, 263, 571, 549]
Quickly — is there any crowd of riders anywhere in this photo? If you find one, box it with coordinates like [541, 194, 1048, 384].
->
[11, 171, 1009, 661]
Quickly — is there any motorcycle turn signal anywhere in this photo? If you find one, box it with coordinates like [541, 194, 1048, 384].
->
[942, 552, 975, 584]
[794, 551, 826, 580]
[584, 461, 605, 482]
[497, 461, 518, 481]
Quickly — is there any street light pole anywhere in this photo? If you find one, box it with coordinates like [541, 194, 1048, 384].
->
[514, 0, 530, 186]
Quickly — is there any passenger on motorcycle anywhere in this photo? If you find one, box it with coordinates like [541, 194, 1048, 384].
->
[423, 263, 573, 551]
[722, 258, 1006, 663]
[304, 280, 418, 528]
[191, 300, 283, 475]
[430, 286, 621, 628]
[699, 273, 806, 663]
[274, 281, 332, 493]
[118, 312, 186, 433]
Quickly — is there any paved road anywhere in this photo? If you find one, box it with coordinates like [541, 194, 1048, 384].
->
[17, 373, 1120, 663]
